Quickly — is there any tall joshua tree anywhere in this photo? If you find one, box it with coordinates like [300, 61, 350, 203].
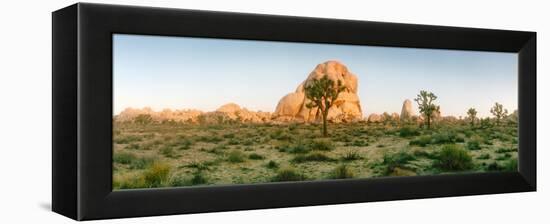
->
[414, 90, 440, 129]
[304, 75, 346, 137]
[467, 108, 477, 127]
[490, 102, 508, 125]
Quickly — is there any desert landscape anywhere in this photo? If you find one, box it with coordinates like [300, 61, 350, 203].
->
[112, 61, 518, 189]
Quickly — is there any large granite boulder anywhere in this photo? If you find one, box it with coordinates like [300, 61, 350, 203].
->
[273, 61, 363, 123]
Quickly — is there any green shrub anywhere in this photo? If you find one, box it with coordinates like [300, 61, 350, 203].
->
[271, 167, 306, 182]
[431, 132, 458, 144]
[248, 153, 265, 160]
[350, 139, 369, 147]
[309, 139, 335, 151]
[113, 152, 136, 164]
[125, 143, 141, 150]
[189, 172, 208, 185]
[266, 160, 279, 169]
[114, 135, 141, 144]
[477, 153, 490, 160]
[503, 159, 518, 171]
[379, 151, 415, 175]
[227, 150, 246, 163]
[409, 135, 431, 147]
[292, 152, 336, 163]
[129, 156, 156, 169]
[177, 139, 193, 150]
[434, 144, 473, 171]
[466, 140, 481, 150]
[330, 165, 355, 179]
[399, 126, 420, 137]
[341, 150, 361, 161]
[160, 146, 179, 158]
[142, 162, 171, 187]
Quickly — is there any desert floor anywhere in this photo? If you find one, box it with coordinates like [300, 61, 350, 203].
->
[112, 121, 518, 189]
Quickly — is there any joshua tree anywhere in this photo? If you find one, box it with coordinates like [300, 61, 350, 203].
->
[490, 102, 508, 125]
[467, 108, 477, 127]
[304, 75, 346, 137]
[414, 90, 440, 129]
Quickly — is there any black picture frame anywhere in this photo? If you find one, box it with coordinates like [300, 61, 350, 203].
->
[52, 2, 536, 221]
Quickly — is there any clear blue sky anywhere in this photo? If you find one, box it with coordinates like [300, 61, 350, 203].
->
[113, 34, 517, 118]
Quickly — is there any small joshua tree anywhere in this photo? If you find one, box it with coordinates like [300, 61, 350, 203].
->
[467, 108, 477, 127]
[490, 102, 508, 125]
[304, 75, 346, 137]
[414, 90, 440, 129]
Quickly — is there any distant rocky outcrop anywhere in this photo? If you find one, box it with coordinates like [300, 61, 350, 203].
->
[367, 113, 382, 123]
[115, 103, 271, 124]
[115, 107, 204, 123]
[400, 99, 415, 121]
[272, 61, 363, 123]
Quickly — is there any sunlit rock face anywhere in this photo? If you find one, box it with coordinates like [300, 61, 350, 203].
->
[400, 99, 415, 121]
[273, 61, 363, 123]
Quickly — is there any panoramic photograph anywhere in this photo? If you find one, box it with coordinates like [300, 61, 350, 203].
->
[112, 34, 518, 190]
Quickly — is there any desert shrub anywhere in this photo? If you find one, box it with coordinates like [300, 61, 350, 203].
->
[376, 144, 385, 148]
[309, 139, 335, 151]
[184, 160, 217, 171]
[248, 153, 265, 160]
[270, 129, 293, 141]
[330, 165, 355, 179]
[379, 151, 416, 175]
[266, 160, 279, 169]
[431, 132, 458, 144]
[409, 135, 432, 147]
[142, 162, 171, 187]
[113, 152, 136, 164]
[477, 153, 491, 160]
[350, 139, 369, 147]
[496, 147, 516, 153]
[223, 133, 235, 139]
[197, 135, 223, 143]
[286, 142, 310, 154]
[206, 144, 227, 155]
[413, 150, 438, 160]
[227, 139, 240, 145]
[129, 156, 156, 170]
[466, 140, 481, 150]
[485, 159, 517, 172]
[341, 150, 361, 161]
[399, 126, 420, 137]
[292, 152, 336, 163]
[495, 153, 512, 161]
[189, 172, 208, 185]
[176, 139, 193, 150]
[434, 144, 473, 171]
[114, 135, 141, 144]
[271, 167, 306, 182]
[170, 172, 208, 186]
[503, 159, 518, 171]
[160, 146, 179, 158]
[125, 143, 141, 150]
[227, 150, 246, 163]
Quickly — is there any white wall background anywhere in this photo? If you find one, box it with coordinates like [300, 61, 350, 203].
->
[0, 0, 547, 223]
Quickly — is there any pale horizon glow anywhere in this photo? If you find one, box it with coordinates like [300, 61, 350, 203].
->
[113, 34, 518, 118]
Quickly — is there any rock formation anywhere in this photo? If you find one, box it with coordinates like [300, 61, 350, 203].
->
[272, 61, 363, 123]
[367, 113, 382, 123]
[115, 103, 271, 124]
[400, 99, 415, 121]
[115, 107, 203, 123]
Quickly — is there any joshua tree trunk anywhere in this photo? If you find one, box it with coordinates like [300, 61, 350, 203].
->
[322, 110, 328, 137]
[426, 116, 431, 129]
